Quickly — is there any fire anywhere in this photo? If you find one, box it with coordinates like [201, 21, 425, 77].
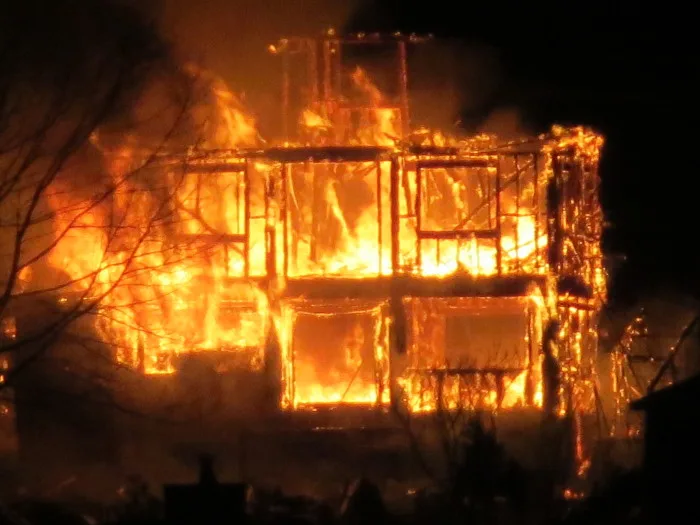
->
[25, 36, 603, 419]
[301, 109, 332, 131]
[397, 370, 533, 413]
[44, 69, 269, 375]
[184, 63, 261, 148]
[279, 302, 391, 408]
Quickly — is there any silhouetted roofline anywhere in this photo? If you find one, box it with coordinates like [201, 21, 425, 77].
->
[630, 373, 700, 411]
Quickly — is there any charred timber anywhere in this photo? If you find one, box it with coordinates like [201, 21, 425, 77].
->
[416, 229, 499, 240]
[415, 158, 493, 169]
[407, 367, 526, 376]
[407, 145, 461, 157]
[249, 146, 391, 163]
[154, 146, 394, 167]
[282, 275, 595, 300]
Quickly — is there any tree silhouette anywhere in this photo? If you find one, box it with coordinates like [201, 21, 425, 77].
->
[0, 2, 217, 479]
[0, 0, 195, 385]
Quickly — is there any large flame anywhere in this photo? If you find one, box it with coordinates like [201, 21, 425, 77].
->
[45, 68, 268, 375]
[36, 62, 602, 414]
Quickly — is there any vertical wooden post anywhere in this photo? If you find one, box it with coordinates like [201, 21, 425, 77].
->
[533, 153, 541, 269]
[390, 157, 400, 273]
[398, 40, 410, 137]
[281, 52, 290, 140]
[282, 163, 289, 279]
[514, 154, 521, 272]
[376, 159, 383, 274]
[415, 163, 422, 270]
[495, 158, 502, 275]
[243, 160, 250, 278]
[548, 154, 562, 274]
[310, 161, 320, 263]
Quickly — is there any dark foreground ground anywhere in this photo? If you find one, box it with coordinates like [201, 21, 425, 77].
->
[1, 404, 646, 525]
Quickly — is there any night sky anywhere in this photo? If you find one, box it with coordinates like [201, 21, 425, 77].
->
[343, 1, 688, 304]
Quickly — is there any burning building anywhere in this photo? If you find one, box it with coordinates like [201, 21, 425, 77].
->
[2, 33, 606, 476]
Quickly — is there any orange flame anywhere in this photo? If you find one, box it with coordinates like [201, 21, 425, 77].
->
[35, 63, 602, 417]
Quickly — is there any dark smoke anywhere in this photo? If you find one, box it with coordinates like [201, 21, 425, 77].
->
[1, 0, 169, 110]
[343, 0, 531, 137]
[405, 40, 517, 135]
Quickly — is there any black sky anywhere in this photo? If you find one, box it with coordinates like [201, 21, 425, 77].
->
[343, 1, 690, 303]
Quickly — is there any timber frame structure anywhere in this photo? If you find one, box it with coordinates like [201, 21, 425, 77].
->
[147, 140, 605, 415]
[2, 33, 607, 422]
[133, 32, 607, 417]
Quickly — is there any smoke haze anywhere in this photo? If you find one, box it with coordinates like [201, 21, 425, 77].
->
[154, 0, 521, 137]
[159, 1, 356, 88]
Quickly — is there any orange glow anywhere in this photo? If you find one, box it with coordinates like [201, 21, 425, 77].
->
[44, 72, 268, 375]
[33, 47, 603, 417]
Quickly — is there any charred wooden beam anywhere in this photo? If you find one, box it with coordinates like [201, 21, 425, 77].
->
[281, 274, 595, 301]
[416, 158, 493, 169]
[406, 367, 526, 376]
[407, 146, 461, 156]
[283, 275, 548, 299]
[416, 229, 498, 240]
[249, 146, 391, 163]
[648, 314, 700, 393]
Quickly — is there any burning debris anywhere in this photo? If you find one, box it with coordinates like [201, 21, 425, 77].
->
[3, 33, 605, 425]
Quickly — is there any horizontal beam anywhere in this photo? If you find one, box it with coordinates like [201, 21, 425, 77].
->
[416, 229, 499, 240]
[405, 367, 526, 376]
[283, 275, 548, 299]
[248, 146, 391, 163]
[416, 158, 493, 169]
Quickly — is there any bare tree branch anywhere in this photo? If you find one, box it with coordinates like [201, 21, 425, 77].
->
[0, 0, 213, 418]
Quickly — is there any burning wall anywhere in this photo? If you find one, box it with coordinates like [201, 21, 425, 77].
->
[5, 33, 605, 419]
